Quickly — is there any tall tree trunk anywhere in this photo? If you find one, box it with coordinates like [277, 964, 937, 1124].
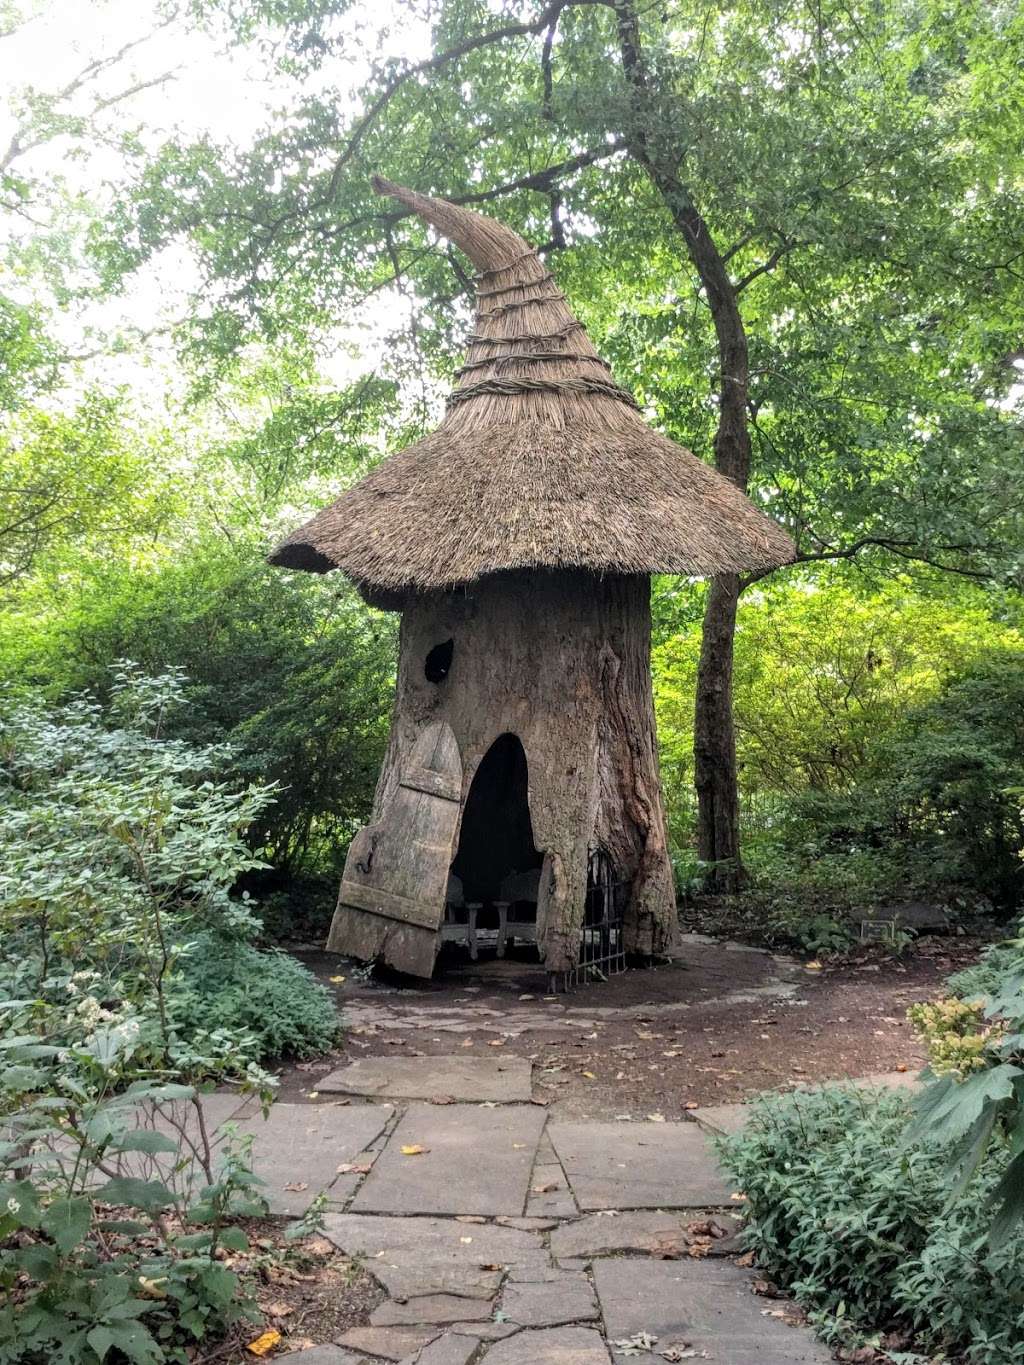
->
[612, 0, 752, 890]
[694, 574, 742, 882]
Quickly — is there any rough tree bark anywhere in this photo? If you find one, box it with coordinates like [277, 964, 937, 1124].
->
[612, 0, 751, 889]
[327, 570, 678, 977]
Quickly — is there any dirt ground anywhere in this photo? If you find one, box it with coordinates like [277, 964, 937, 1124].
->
[276, 931, 983, 1119]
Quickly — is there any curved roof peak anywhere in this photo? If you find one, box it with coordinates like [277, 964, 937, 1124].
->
[269, 178, 794, 598]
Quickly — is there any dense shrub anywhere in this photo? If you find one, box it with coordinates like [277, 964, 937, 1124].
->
[0, 668, 341, 1363]
[171, 936, 339, 1060]
[949, 923, 1024, 1001]
[733, 650, 1024, 918]
[719, 1086, 1024, 1363]
[1, 537, 396, 880]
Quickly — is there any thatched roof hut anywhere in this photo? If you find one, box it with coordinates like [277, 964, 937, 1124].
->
[270, 177, 793, 601]
[272, 180, 793, 983]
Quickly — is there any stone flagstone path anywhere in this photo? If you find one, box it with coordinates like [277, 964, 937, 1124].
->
[190, 1052, 854, 1364]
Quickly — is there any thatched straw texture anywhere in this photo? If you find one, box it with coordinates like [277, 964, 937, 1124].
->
[270, 178, 794, 594]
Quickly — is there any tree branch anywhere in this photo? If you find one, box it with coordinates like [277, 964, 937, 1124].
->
[324, 0, 606, 203]
[740, 536, 999, 589]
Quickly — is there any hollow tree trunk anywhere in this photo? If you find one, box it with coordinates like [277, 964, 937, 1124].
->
[327, 570, 677, 977]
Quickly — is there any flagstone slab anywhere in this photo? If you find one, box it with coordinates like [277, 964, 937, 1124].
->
[320, 1056, 533, 1103]
[399, 1337, 479, 1365]
[238, 1102, 394, 1215]
[526, 1162, 578, 1219]
[548, 1122, 731, 1210]
[689, 1102, 748, 1136]
[352, 1104, 547, 1216]
[592, 1258, 832, 1364]
[478, 1326, 612, 1363]
[322, 1213, 547, 1300]
[501, 1272, 598, 1328]
[450, 1322, 519, 1341]
[372, 1296, 493, 1327]
[550, 1210, 697, 1260]
[337, 1325, 441, 1360]
[279, 1350, 367, 1365]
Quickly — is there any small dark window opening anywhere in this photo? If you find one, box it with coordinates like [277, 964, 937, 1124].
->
[425, 638, 454, 684]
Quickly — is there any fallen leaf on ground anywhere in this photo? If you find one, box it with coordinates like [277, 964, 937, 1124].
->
[246, 1331, 282, 1357]
[752, 1278, 784, 1298]
[304, 1236, 335, 1258]
[400, 1144, 429, 1156]
[613, 1331, 659, 1355]
[582, 1071, 597, 1079]
[660, 1346, 697, 1362]
[532, 1181, 559, 1194]
[283, 1182, 308, 1192]
[646, 1112, 666, 1122]
[735, 1250, 756, 1268]
[430, 1094, 455, 1105]
[488, 1039, 505, 1047]
[329, 975, 346, 983]
[336, 1162, 372, 1175]
[265, 1300, 294, 1318]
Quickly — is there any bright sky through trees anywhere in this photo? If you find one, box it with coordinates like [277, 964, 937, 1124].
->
[1, 0, 433, 400]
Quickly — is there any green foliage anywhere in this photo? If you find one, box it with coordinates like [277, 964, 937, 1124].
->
[0, 1038, 264, 1365]
[97, 0, 1024, 590]
[654, 575, 1022, 808]
[908, 996, 996, 1076]
[905, 917, 1024, 1249]
[0, 666, 348, 1361]
[171, 937, 339, 1060]
[0, 394, 176, 587]
[773, 650, 1024, 913]
[1, 538, 396, 876]
[950, 933, 1024, 1002]
[719, 1086, 1024, 1363]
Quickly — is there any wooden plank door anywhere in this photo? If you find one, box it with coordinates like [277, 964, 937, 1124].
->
[328, 721, 463, 977]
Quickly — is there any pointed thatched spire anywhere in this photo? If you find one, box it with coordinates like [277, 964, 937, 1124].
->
[270, 179, 794, 596]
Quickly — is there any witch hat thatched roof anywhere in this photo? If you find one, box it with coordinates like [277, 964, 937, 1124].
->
[270, 178, 794, 598]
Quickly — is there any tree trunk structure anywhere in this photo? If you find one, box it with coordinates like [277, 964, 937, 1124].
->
[694, 572, 744, 889]
[327, 570, 677, 977]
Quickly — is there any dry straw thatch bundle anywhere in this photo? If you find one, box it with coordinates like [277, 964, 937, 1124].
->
[270, 178, 794, 597]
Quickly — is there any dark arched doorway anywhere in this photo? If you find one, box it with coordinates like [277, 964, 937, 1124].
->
[451, 733, 542, 903]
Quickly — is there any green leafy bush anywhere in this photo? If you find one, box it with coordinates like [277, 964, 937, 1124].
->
[3, 537, 396, 880]
[718, 1086, 1024, 1363]
[0, 1029, 266, 1365]
[171, 937, 339, 1060]
[0, 667, 341, 1362]
[949, 925, 1024, 1001]
[905, 914, 1024, 1249]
